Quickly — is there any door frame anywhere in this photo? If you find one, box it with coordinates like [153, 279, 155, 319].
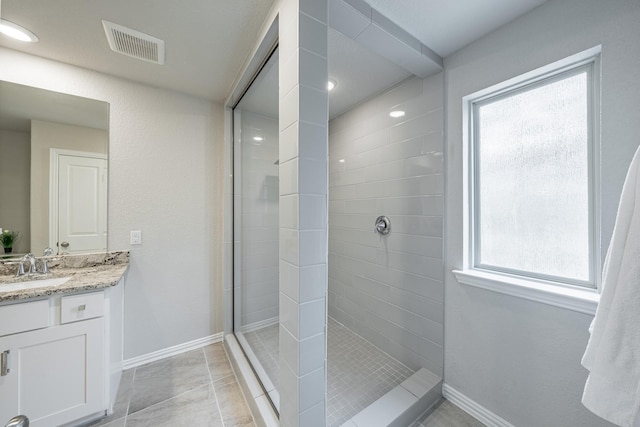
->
[49, 148, 108, 253]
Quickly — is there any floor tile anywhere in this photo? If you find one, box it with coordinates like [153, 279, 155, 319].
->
[128, 349, 210, 415]
[204, 342, 234, 383]
[214, 378, 256, 427]
[418, 400, 486, 427]
[126, 384, 224, 427]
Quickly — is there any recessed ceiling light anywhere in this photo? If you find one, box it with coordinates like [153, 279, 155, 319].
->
[327, 79, 337, 92]
[253, 136, 264, 141]
[0, 19, 38, 42]
[389, 110, 405, 118]
[339, 159, 345, 163]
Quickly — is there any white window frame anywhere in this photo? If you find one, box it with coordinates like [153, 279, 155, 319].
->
[454, 47, 602, 315]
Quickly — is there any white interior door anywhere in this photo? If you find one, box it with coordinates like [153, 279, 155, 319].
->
[57, 154, 107, 254]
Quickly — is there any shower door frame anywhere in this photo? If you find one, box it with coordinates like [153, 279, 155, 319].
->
[230, 42, 281, 415]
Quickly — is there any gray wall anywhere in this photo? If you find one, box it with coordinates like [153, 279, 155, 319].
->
[0, 47, 226, 360]
[444, 0, 639, 425]
[0, 129, 30, 254]
[329, 75, 444, 375]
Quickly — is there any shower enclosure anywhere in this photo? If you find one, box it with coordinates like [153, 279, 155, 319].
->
[231, 21, 445, 427]
[233, 48, 281, 409]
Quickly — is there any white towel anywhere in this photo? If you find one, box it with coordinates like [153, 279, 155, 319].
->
[582, 145, 640, 426]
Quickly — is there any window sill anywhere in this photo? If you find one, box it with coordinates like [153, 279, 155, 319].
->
[452, 269, 599, 315]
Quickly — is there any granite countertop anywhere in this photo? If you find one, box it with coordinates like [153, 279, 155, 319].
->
[0, 251, 129, 303]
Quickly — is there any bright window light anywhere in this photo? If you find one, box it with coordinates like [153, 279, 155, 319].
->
[472, 67, 595, 285]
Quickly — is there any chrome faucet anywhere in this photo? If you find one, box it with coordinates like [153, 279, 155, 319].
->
[14, 251, 54, 277]
[18, 253, 38, 276]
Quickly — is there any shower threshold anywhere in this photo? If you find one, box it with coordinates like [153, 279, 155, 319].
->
[237, 317, 441, 426]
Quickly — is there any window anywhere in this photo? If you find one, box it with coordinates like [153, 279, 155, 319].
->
[466, 51, 599, 289]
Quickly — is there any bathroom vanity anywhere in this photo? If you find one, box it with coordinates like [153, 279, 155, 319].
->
[0, 251, 128, 427]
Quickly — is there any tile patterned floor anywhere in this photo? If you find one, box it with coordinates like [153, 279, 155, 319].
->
[83, 339, 483, 427]
[242, 323, 280, 389]
[244, 318, 416, 426]
[327, 319, 415, 426]
[86, 343, 255, 427]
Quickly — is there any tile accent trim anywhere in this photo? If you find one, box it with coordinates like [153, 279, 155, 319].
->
[123, 333, 223, 369]
[442, 383, 515, 427]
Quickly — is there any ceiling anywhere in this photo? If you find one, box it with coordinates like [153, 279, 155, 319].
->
[0, 0, 548, 122]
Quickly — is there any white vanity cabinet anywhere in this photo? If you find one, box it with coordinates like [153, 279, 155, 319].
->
[0, 278, 123, 427]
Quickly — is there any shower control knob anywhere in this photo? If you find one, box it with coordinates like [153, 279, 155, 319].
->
[374, 216, 391, 235]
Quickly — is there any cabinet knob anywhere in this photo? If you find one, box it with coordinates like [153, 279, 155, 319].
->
[78, 304, 86, 312]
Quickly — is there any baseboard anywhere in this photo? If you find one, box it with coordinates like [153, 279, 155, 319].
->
[123, 332, 224, 369]
[240, 316, 279, 333]
[442, 383, 515, 427]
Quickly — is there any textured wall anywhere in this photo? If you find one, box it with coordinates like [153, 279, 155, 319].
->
[0, 129, 30, 254]
[0, 47, 225, 359]
[444, 0, 640, 425]
[328, 75, 444, 376]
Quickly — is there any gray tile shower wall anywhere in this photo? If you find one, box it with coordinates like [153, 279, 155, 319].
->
[328, 75, 445, 376]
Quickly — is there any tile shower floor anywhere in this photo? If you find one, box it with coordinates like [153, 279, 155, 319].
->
[244, 318, 415, 426]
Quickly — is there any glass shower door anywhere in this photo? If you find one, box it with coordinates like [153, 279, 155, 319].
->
[232, 48, 280, 410]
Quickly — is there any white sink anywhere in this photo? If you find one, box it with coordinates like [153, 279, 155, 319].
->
[0, 277, 71, 293]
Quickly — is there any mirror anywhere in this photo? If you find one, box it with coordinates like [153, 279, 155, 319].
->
[0, 81, 109, 257]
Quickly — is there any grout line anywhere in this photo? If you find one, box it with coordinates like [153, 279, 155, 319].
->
[203, 347, 227, 427]
[122, 367, 136, 427]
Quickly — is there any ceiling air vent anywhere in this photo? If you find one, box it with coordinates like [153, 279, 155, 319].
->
[102, 20, 165, 65]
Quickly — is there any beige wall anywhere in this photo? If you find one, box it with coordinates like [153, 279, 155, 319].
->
[30, 120, 107, 254]
[0, 129, 30, 254]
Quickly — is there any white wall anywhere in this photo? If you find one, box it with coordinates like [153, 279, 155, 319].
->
[0, 47, 225, 359]
[328, 75, 444, 376]
[444, 0, 640, 425]
[0, 129, 30, 254]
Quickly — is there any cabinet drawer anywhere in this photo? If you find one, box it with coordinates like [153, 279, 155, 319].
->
[61, 292, 104, 324]
[0, 299, 50, 336]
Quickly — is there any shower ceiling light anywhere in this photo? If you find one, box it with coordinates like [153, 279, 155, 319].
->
[253, 136, 264, 141]
[389, 110, 405, 118]
[0, 18, 38, 42]
[0, 1, 38, 42]
[327, 78, 337, 91]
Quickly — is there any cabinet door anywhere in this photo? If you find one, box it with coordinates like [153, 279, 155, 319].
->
[0, 318, 104, 426]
